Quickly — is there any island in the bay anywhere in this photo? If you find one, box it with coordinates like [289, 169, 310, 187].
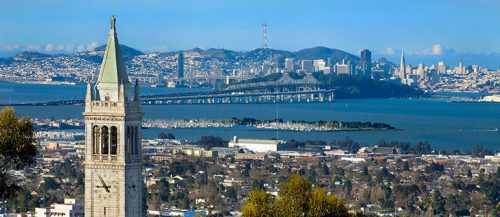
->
[32, 117, 396, 132]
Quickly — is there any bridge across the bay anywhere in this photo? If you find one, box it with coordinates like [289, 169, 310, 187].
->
[1, 88, 334, 106]
[142, 73, 334, 104]
[142, 88, 334, 105]
[2, 73, 336, 106]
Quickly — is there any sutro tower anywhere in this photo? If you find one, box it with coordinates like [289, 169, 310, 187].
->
[261, 22, 268, 49]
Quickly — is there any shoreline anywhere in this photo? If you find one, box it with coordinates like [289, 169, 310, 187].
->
[0, 79, 79, 85]
[0, 80, 498, 95]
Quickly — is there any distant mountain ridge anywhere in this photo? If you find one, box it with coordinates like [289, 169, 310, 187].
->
[94, 44, 145, 57]
[294, 46, 358, 62]
[2, 45, 360, 63]
[180, 46, 359, 63]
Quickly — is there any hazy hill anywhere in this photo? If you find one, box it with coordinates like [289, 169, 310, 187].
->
[93, 44, 144, 57]
[201, 48, 241, 62]
[14, 51, 51, 59]
[294, 46, 359, 63]
[77, 44, 145, 63]
[176, 46, 359, 63]
[0, 45, 363, 65]
[232, 72, 426, 99]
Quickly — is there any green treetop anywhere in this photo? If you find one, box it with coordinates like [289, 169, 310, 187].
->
[242, 174, 350, 217]
[0, 107, 37, 200]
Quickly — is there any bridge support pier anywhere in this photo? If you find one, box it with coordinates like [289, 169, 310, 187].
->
[137, 88, 335, 105]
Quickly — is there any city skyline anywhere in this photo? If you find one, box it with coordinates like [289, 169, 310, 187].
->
[1, 0, 500, 68]
[0, 7, 499, 216]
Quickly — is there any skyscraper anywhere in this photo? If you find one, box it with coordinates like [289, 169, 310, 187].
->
[438, 61, 447, 74]
[301, 60, 313, 73]
[335, 59, 351, 75]
[178, 52, 184, 79]
[455, 61, 467, 74]
[399, 49, 407, 83]
[313, 59, 326, 72]
[417, 63, 425, 78]
[327, 58, 335, 67]
[360, 49, 372, 77]
[84, 16, 143, 217]
[285, 58, 295, 71]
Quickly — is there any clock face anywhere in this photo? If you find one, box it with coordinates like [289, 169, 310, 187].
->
[127, 173, 138, 200]
[94, 173, 115, 200]
[125, 173, 141, 216]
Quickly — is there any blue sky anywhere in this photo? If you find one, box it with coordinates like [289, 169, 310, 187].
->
[1, 0, 500, 68]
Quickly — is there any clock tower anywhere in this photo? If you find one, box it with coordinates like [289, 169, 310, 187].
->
[83, 16, 143, 217]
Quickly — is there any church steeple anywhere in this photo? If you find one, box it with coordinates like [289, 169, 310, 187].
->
[96, 15, 130, 101]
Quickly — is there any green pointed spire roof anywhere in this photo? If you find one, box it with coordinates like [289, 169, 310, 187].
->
[97, 15, 129, 87]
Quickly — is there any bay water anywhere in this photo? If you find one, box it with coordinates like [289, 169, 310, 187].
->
[1, 81, 498, 151]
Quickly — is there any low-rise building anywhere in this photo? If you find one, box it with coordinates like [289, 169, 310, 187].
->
[34, 198, 83, 217]
[172, 146, 218, 157]
[228, 136, 285, 153]
[235, 153, 268, 161]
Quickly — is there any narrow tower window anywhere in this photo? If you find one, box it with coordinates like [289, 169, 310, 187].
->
[101, 126, 109, 154]
[92, 125, 100, 154]
[126, 126, 131, 155]
[135, 126, 139, 154]
[130, 127, 135, 155]
[110, 126, 118, 155]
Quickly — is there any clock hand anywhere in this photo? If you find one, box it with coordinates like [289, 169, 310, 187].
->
[98, 176, 111, 193]
[96, 184, 110, 192]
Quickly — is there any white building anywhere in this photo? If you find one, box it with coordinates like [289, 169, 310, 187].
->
[438, 61, 447, 74]
[313, 59, 326, 72]
[284, 58, 295, 71]
[228, 136, 286, 153]
[335, 59, 351, 75]
[35, 198, 84, 217]
[479, 94, 500, 102]
[323, 67, 332, 75]
[454, 61, 467, 74]
[484, 153, 500, 162]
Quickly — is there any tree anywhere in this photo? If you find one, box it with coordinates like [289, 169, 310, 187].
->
[158, 132, 175, 140]
[0, 107, 37, 200]
[471, 145, 493, 157]
[251, 180, 264, 190]
[415, 141, 431, 154]
[198, 136, 225, 149]
[403, 161, 410, 171]
[430, 190, 445, 215]
[224, 187, 237, 200]
[331, 137, 360, 153]
[242, 174, 350, 217]
[40, 177, 60, 191]
[274, 174, 312, 217]
[362, 165, 369, 177]
[425, 162, 444, 173]
[342, 179, 353, 197]
[241, 190, 273, 217]
[307, 187, 349, 217]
